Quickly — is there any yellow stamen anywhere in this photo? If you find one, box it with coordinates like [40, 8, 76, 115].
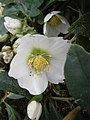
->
[48, 15, 61, 27]
[33, 55, 49, 74]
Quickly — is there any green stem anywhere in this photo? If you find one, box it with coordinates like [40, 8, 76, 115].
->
[70, 34, 77, 43]
[67, 5, 79, 13]
[0, 92, 10, 104]
[51, 97, 74, 101]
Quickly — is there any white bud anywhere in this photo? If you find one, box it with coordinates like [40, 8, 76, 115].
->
[2, 46, 13, 64]
[27, 100, 42, 120]
[0, 2, 4, 17]
[4, 17, 22, 35]
[12, 38, 21, 54]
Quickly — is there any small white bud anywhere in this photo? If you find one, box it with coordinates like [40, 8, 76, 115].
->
[4, 17, 22, 35]
[0, 2, 4, 17]
[12, 38, 21, 54]
[2, 46, 14, 64]
[27, 100, 42, 120]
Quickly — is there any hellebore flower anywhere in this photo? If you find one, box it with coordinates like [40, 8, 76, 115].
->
[9, 34, 71, 95]
[43, 11, 70, 37]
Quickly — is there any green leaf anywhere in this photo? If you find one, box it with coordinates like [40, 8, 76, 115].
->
[0, 0, 13, 4]
[0, 18, 7, 35]
[27, 0, 44, 17]
[4, 4, 19, 17]
[69, 12, 90, 37]
[24, 116, 30, 120]
[7, 93, 24, 99]
[49, 103, 62, 120]
[30, 0, 44, 8]
[31, 94, 43, 102]
[65, 44, 90, 112]
[76, 35, 90, 52]
[40, 103, 62, 120]
[0, 72, 31, 99]
[40, 105, 50, 120]
[28, 7, 40, 17]
[5, 103, 21, 120]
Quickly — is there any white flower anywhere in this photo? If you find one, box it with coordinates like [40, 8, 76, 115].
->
[4, 16, 22, 35]
[0, 2, 4, 17]
[27, 100, 42, 120]
[8, 34, 71, 95]
[43, 11, 70, 37]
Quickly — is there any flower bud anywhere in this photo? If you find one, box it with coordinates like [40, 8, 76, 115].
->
[12, 38, 21, 54]
[2, 46, 14, 64]
[27, 100, 42, 120]
[0, 2, 4, 17]
[4, 17, 22, 35]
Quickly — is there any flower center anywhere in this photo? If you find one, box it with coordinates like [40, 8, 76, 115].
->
[33, 55, 49, 74]
[48, 15, 61, 27]
[27, 48, 51, 74]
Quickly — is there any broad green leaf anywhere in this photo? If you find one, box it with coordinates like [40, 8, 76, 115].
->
[24, 116, 30, 120]
[65, 44, 90, 113]
[0, 0, 13, 4]
[27, 0, 44, 17]
[40, 105, 50, 120]
[4, 4, 20, 17]
[0, 72, 31, 99]
[0, 18, 7, 35]
[76, 35, 90, 52]
[40, 103, 62, 120]
[49, 103, 62, 120]
[5, 103, 21, 120]
[30, 0, 44, 8]
[69, 12, 90, 37]
[36, 12, 44, 24]
[28, 7, 40, 17]
[41, 0, 56, 11]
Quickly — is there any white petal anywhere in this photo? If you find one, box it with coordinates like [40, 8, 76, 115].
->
[4, 17, 21, 28]
[43, 23, 47, 35]
[49, 37, 71, 57]
[36, 103, 42, 120]
[43, 23, 60, 37]
[8, 50, 30, 79]
[18, 73, 48, 95]
[44, 11, 60, 22]
[17, 34, 50, 52]
[46, 63, 64, 84]
[57, 15, 69, 24]
[58, 22, 70, 34]
[4, 23, 18, 35]
[51, 11, 61, 15]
